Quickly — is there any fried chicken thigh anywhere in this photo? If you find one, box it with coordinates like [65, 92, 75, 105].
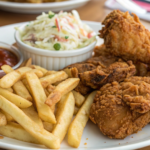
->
[64, 55, 136, 94]
[80, 59, 136, 89]
[100, 10, 150, 64]
[90, 77, 150, 139]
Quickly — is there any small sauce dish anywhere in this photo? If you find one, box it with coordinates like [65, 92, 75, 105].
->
[0, 42, 23, 78]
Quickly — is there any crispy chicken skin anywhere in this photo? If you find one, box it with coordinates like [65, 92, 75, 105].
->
[65, 63, 95, 95]
[100, 10, 150, 64]
[90, 77, 150, 139]
[80, 59, 136, 89]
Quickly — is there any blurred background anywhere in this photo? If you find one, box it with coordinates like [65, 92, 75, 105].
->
[0, 0, 150, 29]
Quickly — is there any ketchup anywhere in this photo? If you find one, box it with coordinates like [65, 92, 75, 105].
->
[0, 48, 18, 70]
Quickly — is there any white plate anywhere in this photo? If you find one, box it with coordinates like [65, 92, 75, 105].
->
[0, 0, 89, 14]
[0, 22, 150, 150]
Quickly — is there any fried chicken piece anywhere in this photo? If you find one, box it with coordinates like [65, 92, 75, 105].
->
[94, 44, 109, 57]
[80, 59, 136, 89]
[100, 10, 150, 64]
[64, 64, 95, 95]
[90, 77, 150, 139]
[66, 63, 96, 73]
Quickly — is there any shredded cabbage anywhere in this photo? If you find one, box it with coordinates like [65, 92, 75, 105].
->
[18, 10, 96, 51]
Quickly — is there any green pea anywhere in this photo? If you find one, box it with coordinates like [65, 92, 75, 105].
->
[53, 43, 61, 51]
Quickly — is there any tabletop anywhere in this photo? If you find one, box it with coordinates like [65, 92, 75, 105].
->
[0, 0, 150, 150]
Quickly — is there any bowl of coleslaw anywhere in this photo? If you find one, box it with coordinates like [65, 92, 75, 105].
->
[15, 10, 97, 70]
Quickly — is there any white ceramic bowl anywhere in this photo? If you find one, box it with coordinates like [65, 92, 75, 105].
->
[0, 42, 23, 78]
[15, 23, 97, 71]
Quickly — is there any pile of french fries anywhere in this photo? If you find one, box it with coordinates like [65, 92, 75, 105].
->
[0, 58, 96, 149]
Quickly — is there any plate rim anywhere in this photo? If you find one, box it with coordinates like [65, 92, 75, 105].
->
[0, 21, 150, 150]
[0, 0, 89, 8]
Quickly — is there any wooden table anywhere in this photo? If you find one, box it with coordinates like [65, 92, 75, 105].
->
[0, 0, 150, 150]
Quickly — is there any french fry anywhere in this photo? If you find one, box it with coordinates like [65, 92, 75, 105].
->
[22, 78, 32, 93]
[5, 87, 13, 93]
[22, 69, 44, 79]
[0, 71, 21, 88]
[25, 58, 32, 67]
[0, 66, 32, 88]
[47, 84, 55, 93]
[19, 60, 27, 68]
[1, 65, 32, 100]
[67, 91, 97, 148]
[44, 70, 57, 76]
[43, 122, 54, 132]
[0, 122, 39, 144]
[63, 67, 78, 78]
[52, 92, 75, 143]
[0, 95, 60, 149]
[72, 90, 85, 107]
[44, 88, 50, 97]
[40, 71, 68, 88]
[30, 65, 47, 75]
[0, 88, 32, 108]
[45, 78, 80, 107]
[26, 72, 56, 124]
[74, 106, 79, 115]
[1, 110, 14, 122]
[1, 65, 13, 74]
[0, 111, 7, 126]
[16, 67, 32, 77]
[22, 106, 43, 128]
[13, 81, 32, 101]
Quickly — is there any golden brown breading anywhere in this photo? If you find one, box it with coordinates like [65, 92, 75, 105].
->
[80, 59, 136, 89]
[90, 77, 150, 139]
[100, 10, 150, 64]
[64, 63, 95, 95]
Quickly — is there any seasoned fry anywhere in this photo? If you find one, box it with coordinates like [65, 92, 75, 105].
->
[72, 90, 85, 107]
[22, 69, 44, 79]
[30, 65, 47, 75]
[43, 122, 54, 132]
[45, 78, 79, 107]
[13, 81, 32, 101]
[0, 111, 7, 126]
[67, 91, 96, 148]
[52, 92, 75, 142]
[0, 122, 39, 144]
[74, 106, 79, 115]
[22, 106, 43, 128]
[25, 58, 32, 67]
[1, 65, 13, 74]
[26, 72, 56, 124]
[40, 71, 68, 88]
[0, 95, 60, 149]
[47, 84, 55, 93]
[0, 88, 32, 108]
[1, 110, 14, 122]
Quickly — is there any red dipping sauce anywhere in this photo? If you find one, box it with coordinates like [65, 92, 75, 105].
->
[0, 47, 18, 70]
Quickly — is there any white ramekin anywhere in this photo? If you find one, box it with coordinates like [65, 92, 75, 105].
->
[0, 42, 23, 78]
[15, 23, 97, 71]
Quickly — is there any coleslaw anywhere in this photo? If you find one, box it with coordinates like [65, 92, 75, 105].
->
[17, 10, 96, 51]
